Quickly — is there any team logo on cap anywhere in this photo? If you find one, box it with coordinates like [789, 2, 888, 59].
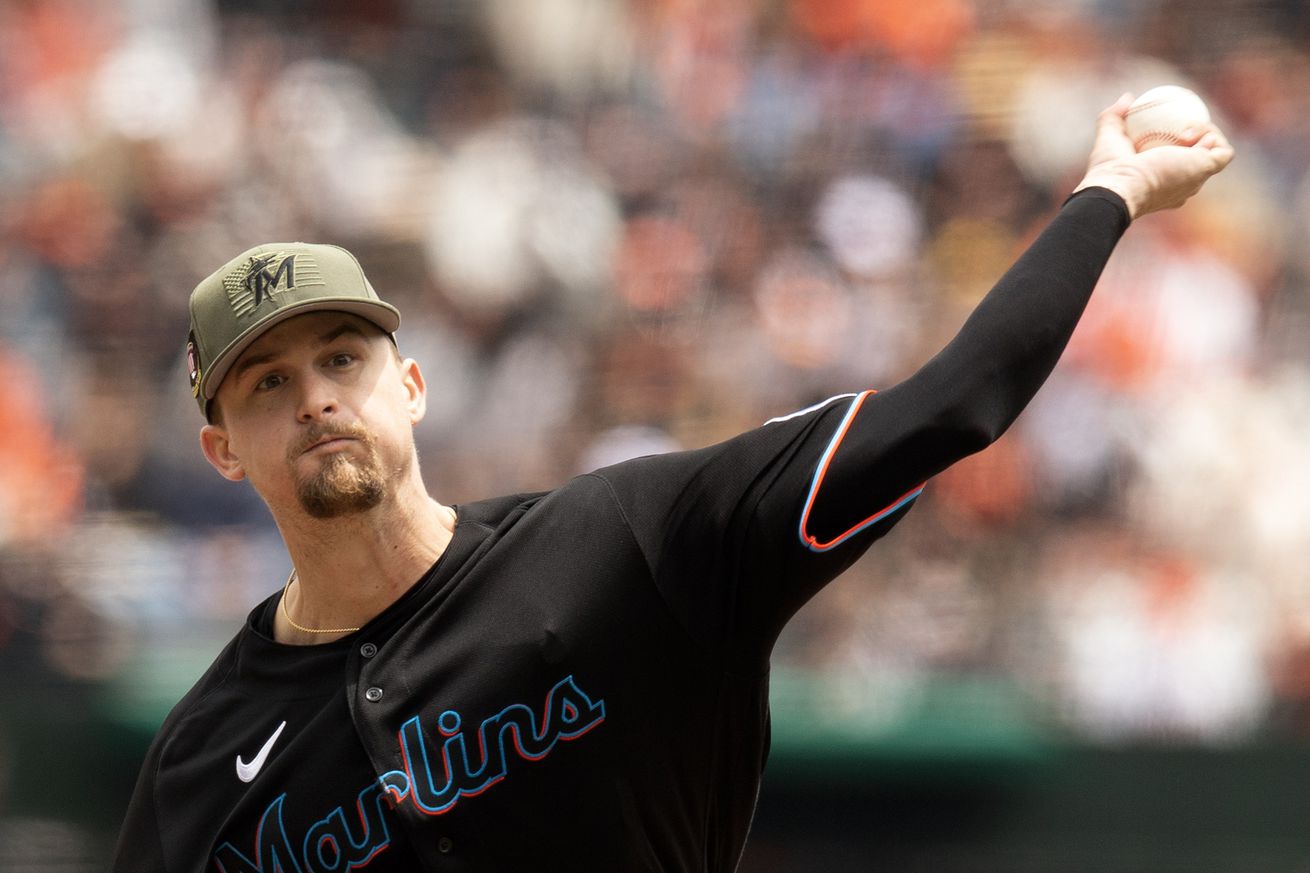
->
[221, 251, 323, 319]
[186, 332, 202, 396]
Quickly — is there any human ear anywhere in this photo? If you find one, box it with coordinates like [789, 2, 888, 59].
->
[199, 424, 247, 482]
[401, 358, 427, 425]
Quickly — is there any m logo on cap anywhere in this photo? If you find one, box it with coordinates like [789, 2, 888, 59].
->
[222, 251, 321, 319]
[246, 252, 296, 305]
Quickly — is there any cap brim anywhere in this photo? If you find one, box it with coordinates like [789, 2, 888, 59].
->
[200, 298, 402, 402]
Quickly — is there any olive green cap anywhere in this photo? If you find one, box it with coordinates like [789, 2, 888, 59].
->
[186, 242, 401, 419]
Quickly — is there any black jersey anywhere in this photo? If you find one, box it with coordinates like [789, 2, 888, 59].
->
[112, 189, 1130, 872]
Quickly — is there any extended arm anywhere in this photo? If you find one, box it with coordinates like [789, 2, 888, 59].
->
[801, 95, 1234, 547]
[599, 97, 1233, 655]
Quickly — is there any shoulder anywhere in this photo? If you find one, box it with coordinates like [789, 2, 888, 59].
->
[589, 396, 856, 492]
[453, 490, 552, 530]
[139, 623, 247, 759]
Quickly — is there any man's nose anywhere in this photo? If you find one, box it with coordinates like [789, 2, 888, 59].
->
[296, 371, 339, 422]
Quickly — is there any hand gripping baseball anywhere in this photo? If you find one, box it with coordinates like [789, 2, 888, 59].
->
[1073, 93, 1235, 220]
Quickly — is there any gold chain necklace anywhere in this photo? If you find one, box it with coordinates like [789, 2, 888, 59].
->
[280, 570, 361, 635]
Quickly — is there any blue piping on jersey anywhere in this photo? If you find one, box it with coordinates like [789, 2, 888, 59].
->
[796, 390, 925, 552]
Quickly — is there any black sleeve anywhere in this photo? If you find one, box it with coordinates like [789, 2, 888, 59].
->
[598, 188, 1130, 663]
[803, 187, 1130, 540]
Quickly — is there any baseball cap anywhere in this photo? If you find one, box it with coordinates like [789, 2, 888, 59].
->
[186, 242, 401, 419]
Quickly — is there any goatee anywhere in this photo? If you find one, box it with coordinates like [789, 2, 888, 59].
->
[291, 424, 387, 519]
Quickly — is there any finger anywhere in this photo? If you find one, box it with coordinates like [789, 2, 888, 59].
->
[1197, 127, 1236, 170]
[1091, 97, 1136, 157]
[1098, 94, 1132, 126]
[1208, 142, 1236, 172]
[1184, 121, 1231, 150]
[1203, 124, 1234, 155]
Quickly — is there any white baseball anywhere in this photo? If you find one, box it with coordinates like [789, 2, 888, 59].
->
[1124, 85, 1211, 151]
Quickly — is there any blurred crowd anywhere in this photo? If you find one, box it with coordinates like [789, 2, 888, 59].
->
[3, 0, 1310, 855]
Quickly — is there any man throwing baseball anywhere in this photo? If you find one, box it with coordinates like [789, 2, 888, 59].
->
[112, 98, 1231, 871]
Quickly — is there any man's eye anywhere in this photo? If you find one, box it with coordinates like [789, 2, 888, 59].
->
[255, 373, 284, 392]
[329, 353, 355, 367]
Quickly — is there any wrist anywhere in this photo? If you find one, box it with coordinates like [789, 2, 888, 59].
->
[1063, 185, 1134, 229]
[1072, 175, 1140, 221]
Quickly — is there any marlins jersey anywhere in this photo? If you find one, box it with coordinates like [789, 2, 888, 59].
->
[112, 188, 1130, 872]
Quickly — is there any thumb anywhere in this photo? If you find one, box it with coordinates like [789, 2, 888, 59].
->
[1087, 94, 1136, 163]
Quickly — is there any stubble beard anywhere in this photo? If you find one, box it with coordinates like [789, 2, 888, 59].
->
[291, 424, 389, 519]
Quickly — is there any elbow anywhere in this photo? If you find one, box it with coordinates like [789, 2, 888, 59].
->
[912, 359, 1034, 460]
[951, 420, 1003, 459]
[901, 417, 1002, 479]
[937, 398, 1015, 458]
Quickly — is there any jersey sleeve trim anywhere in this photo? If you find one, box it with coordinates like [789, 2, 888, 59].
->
[764, 392, 859, 425]
[797, 389, 925, 553]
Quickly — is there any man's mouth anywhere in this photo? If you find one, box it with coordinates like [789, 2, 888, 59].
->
[301, 435, 355, 456]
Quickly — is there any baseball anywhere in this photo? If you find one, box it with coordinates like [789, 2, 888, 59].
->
[1124, 85, 1211, 151]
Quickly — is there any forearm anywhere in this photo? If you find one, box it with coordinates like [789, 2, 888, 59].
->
[803, 187, 1130, 540]
[909, 185, 1130, 444]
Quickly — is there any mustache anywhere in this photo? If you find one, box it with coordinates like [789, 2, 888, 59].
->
[287, 422, 373, 462]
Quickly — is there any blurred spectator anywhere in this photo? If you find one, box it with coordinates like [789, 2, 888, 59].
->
[0, 347, 82, 547]
[3, 0, 1310, 855]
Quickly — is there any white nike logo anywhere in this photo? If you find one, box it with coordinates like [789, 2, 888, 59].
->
[236, 720, 287, 783]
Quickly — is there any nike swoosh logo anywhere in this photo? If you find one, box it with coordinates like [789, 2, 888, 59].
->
[236, 720, 287, 783]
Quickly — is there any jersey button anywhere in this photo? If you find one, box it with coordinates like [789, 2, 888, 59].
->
[437, 836, 454, 854]
[364, 686, 384, 702]
[360, 643, 378, 658]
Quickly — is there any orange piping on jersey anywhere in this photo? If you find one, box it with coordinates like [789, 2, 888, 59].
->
[797, 389, 925, 553]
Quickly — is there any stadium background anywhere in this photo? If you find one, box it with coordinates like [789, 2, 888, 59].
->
[2, 0, 1310, 869]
